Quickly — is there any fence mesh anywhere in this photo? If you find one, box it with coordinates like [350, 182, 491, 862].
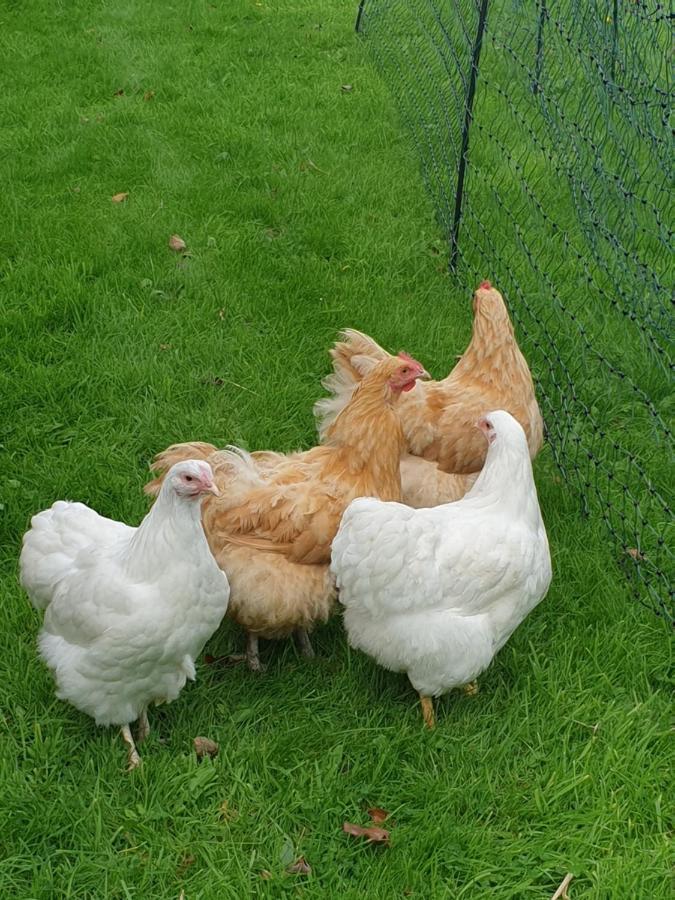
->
[356, 0, 673, 622]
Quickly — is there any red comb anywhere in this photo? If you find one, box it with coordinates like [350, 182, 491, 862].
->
[478, 280, 492, 290]
[397, 351, 417, 364]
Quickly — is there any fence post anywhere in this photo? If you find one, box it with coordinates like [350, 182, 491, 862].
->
[533, 0, 547, 94]
[450, 0, 490, 272]
[355, 0, 367, 33]
[610, 0, 619, 80]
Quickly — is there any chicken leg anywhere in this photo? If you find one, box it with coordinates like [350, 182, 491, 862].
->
[225, 632, 265, 672]
[462, 681, 479, 696]
[294, 628, 315, 659]
[419, 694, 436, 729]
[121, 724, 141, 771]
[136, 708, 150, 743]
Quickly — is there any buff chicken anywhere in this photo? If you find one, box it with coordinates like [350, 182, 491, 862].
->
[314, 280, 543, 507]
[146, 354, 428, 670]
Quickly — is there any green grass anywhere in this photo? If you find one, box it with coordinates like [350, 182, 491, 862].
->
[0, 1, 671, 897]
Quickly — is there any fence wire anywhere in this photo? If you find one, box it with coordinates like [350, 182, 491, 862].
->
[356, 0, 673, 622]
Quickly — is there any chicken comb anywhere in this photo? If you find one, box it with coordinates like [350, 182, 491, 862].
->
[478, 279, 492, 290]
[397, 351, 417, 365]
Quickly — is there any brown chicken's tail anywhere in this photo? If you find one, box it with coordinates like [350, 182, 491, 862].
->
[144, 441, 219, 496]
[313, 329, 391, 438]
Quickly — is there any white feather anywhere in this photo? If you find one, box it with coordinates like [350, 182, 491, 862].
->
[331, 411, 552, 697]
[20, 460, 230, 727]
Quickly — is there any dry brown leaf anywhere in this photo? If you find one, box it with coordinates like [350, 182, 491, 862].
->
[367, 807, 390, 824]
[111, 192, 129, 203]
[626, 547, 645, 561]
[259, 870, 272, 880]
[143, 90, 155, 101]
[342, 821, 390, 844]
[286, 856, 311, 875]
[193, 736, 219, 759]
[169, 234, 187, 252]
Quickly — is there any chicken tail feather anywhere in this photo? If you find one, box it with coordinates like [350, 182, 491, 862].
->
[313, 329, 390, 437]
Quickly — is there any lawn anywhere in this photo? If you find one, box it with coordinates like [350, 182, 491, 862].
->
[0, 1, 671, 898]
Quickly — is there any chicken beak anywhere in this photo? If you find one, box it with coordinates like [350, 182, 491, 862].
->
[207, 482, 220, 497]
[417, 368, 431, 381]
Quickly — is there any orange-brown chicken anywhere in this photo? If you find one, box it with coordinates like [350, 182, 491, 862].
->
[314, 281, 543, 503]
[145, 354, 427, 669]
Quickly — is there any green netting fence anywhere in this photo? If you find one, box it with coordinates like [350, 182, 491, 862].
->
[355, 0, 673, 621]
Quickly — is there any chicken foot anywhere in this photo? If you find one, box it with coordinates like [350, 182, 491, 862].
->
[419, 694, 436, 729]
[462, 681, 479, 696]
[294, 628, 315, 659]
[225, 632, 265, 673]
[121, 723, 142, 771]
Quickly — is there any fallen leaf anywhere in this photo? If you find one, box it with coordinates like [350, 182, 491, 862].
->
[279, 835, 295, 868]
[219, 800, 238, 822]
[193, 736, 219, 759]
[111, 192, 129, 203]
[341, 84, 353, 92]
[367, 807, 390, 824]
[217, 308, 225, 320]
[287, 856, 311, 875]
[626, 547, 645, 561]
[169, 234, 187, 252]
[143, 90, 155, 101]
[259, 870, 272, 880]
[342, 822, 390, 844]
[113, 87, 125, 97]
[159, 343, 172, 351]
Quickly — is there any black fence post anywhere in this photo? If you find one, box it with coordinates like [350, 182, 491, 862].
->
[449, 0, 490, 272]
[533, 0, 548, 94]
[610, 0, 619, 81]
[355, 0, 367, 33]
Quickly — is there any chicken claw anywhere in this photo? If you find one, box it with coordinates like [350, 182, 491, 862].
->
[419, 695, 436, 729]
[462, 681, 479, 697]
[121, 724, 142, 771]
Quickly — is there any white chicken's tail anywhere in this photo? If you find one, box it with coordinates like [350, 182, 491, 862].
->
[313, 329, 390, 438]
[19, 502, 95, 609]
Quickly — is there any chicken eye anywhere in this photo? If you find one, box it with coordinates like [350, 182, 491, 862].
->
[401, 367, 410, 375]
[185, 475, 194, 482]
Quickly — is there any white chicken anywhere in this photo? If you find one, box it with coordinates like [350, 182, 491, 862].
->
[19, 460, 230, 770]
[331, 410, 552, 728]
